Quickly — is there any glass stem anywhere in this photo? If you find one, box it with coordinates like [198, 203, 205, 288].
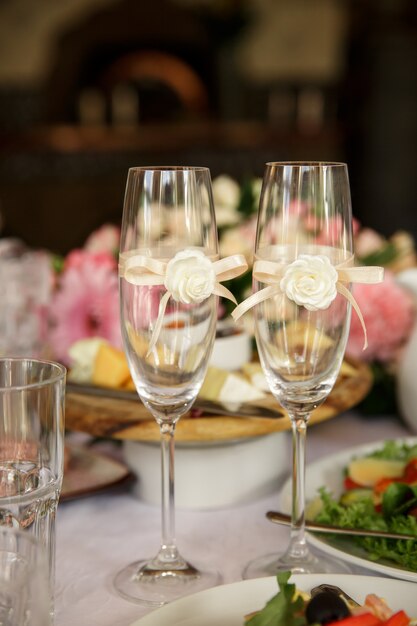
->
[287, 412, 310, 560]
[158, 422, 179, 564]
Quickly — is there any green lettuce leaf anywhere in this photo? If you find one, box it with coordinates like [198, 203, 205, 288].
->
[366, 440, 417, 462]
[313, 488, 417, 571]
[246, 571, 306, 626]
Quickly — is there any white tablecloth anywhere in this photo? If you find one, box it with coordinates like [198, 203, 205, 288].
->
[54, 411, 411, 626]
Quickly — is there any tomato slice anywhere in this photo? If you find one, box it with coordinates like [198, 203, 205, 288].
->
[403, 459, 417, 483]
[344, 476, 363, 490]
[326, 613, 383, 626]
[383, 610, 410, 626]
[374, 478, 396, 496]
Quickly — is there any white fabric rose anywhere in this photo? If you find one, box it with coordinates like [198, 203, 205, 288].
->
[165, 249, 216, 304]
[280, 254, 338, 311]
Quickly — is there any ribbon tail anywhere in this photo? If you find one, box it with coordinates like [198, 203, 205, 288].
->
[213, 283, 237, 305]
[232, 285, 282, 321]
[146, 291, 171, 357]
[337, 282, 368, 351]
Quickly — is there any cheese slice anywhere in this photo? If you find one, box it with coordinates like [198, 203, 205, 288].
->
[199, 366, 266, 404]
[68, 337, 107, 383]
[92, 343, 132, 388]
[275, 320, 334, 351]
[242, 362, 270, 392]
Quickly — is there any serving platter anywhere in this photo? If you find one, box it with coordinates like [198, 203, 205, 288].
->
[65, 358, 372, 443]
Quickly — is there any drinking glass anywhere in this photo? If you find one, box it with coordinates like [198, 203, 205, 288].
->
[0, 358, 66, 608]
[243, 162, 353, 577]
[0, 526, 51, 625]
[115, 166, 220, 606]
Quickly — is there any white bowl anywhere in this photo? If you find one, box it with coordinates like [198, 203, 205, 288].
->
[209, 329, 252, 371]
[123, 431, 289, 509]
[158, 316, 251, 371]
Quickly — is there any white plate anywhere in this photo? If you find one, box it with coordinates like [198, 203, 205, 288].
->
[129, 573, 417, 625]
[281, 436, 417, 582]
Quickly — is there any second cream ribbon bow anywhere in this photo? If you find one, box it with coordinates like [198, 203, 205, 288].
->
[120, 248, 248, 355]
[232, 253, 384, 350]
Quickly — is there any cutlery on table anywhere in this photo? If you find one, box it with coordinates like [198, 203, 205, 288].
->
[266, 510, 417, 541]
[66, 382, 285, 419]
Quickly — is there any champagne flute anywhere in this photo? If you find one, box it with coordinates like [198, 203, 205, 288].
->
[243, 162, 353, 577]
[115, 166, 220, 606]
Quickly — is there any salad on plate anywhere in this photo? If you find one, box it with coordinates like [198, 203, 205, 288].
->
[307, 440, 417, 571]
[245, 571, 415, 626]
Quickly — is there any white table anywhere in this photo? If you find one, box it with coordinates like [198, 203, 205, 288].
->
[54, 410, 411, 626]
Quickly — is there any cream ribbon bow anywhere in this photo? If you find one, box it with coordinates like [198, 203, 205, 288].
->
[120, 249, 248, 355]
[232, 253, 384, 350]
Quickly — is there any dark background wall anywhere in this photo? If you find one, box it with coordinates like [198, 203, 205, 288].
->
[0, 0, 415, 254]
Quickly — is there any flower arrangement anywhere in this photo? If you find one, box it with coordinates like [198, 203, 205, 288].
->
[49, 225, 122, 365]
[213, 174, 417, 414]
[347, 227, 416, 413]
[47, 175, 416, 414]
[213, 175, 260, 318]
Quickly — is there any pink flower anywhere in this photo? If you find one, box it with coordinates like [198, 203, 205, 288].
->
[303, 212, 321, 232]
[64, 249, 117, 272]
[315, 216, 360, 246]
[354, 227, 385, 259]
[353, 217, 360, 237]
[288, 200, 310, 216]
[346, 272, 415, 363]
[49, 252, 122, 364]
[84, 224, 120, 255]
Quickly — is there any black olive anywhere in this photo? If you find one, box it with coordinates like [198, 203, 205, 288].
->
[306, 591, 351, 625]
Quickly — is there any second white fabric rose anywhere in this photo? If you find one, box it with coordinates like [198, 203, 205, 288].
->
[165, 249, 216, 304]
[280, 254, 338, 311]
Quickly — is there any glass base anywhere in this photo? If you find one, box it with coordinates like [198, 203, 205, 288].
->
[242, 548, 351, 579]
[114, 559, 221, 607]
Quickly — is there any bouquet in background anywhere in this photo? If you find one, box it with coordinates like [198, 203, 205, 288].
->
[212, 175, 417, 415]
[45, 175, 416, 416]
[347, 227, 416, 414]
[49, 224, 122, 366]
[212, 175, 260, 323]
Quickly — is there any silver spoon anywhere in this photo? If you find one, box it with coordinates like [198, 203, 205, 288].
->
[266, 510, 417, 541]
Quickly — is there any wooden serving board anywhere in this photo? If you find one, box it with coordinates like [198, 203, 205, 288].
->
[65, 359, 373, 443]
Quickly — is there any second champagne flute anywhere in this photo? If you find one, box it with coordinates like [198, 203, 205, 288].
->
[116, 166, 220, 606]
[240, 162, 355, 577]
